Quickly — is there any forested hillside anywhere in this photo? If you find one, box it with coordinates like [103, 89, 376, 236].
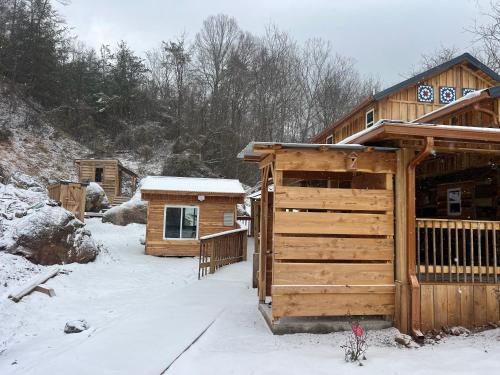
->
[1, 0, 499, 183]
[0, 0, 380, 183]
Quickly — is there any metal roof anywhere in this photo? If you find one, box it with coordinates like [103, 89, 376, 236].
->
[374, 53, 500, 101]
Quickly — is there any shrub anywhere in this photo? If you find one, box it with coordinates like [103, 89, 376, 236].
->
[341, 320, 368, 365]
[138, 144, 153, 161]
[0, 127, 13, 143]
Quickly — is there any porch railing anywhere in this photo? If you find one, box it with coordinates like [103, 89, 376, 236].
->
[198, 227, 248, 279]
[237, 216, 253, 237]
[416, 218, 500, 283]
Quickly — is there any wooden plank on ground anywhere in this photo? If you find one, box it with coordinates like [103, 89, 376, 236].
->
[274, 211, 394, 236]
[273, 236, 394, 261]
[273, 263, 393, 285]
[274, 186, 393, 211]
[8, 268, 60, 302]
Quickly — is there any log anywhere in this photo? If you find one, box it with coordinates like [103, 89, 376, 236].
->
[8, 268, 60, 302]
[34, 284, 56, 297]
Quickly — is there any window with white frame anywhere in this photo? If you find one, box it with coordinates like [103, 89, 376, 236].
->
[163, 206, 199, 239]
[447, 188, 461, 216]
[325, 135, 334, 144]
[365, 108, 375, 128]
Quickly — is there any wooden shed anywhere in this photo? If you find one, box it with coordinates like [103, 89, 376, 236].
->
[47, 181, 87, 221]
[141, 176, 245, 256]
[75, 159, 138, 204]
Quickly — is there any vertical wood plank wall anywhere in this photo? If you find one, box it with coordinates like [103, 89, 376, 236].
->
[317, 65, 495, 143]
[420, 284, 500, 331]
[142, 192, 241, 256]
[270, 149, 397, 320]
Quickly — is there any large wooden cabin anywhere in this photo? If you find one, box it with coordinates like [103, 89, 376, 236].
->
[241, 53, 500, 336]
[312, 53, 500, 144]
[75, 158, 138, 204]
[141, 176, 245, 256]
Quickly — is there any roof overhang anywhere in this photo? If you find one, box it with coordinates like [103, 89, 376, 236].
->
[238, 141, 397, 163]
[340, 120, 500, 149]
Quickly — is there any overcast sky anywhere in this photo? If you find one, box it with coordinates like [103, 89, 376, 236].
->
[54, 0, 488, 87]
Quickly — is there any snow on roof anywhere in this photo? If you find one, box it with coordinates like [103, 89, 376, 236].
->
[140, 176, 245, 195]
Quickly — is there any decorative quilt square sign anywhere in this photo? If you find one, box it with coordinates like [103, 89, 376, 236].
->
[462, 88, 476, 96]
[439, 86, 456, 104]
[417, 85, 434, 103]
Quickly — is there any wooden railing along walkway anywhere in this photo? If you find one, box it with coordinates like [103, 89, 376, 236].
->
[198, 227, 247, 279]
[236, 216, 253, 237]
[416, 218, 500, 283]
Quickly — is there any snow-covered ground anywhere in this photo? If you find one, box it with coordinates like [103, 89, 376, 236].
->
[1, 220, 500, 374]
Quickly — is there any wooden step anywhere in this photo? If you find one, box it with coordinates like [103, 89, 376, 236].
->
[111, 195, 131, 206]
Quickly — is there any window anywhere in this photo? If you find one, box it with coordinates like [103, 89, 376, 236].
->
[447, 188, 461, 216]
[365, 109, 375, 128]
[224, 212, 234, 226]
[95, 168, 103, 182]
[163, 206, 199, 240]
[325, 135, 334, 144]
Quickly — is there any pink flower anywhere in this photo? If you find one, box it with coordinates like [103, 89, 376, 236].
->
[352, 323, 363, 337]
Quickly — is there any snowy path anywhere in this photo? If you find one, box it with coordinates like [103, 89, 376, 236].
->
[1, 220, 500, 375]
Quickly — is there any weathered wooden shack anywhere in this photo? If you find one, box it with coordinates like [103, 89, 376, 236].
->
[74, 159, 138, 204]
[48, 181, 87, 221]
[141, 176, 245, 256]
[312, 53, 499, 144]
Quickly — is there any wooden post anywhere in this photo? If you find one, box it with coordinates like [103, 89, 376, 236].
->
[209, 241, 216, 274]
[242, 231, 248, 261]
[259, 166, 269, 303]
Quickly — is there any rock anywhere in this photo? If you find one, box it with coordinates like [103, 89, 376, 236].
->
[85, 182, 109, 212]
[450, 326, 470, 336]
[102, 198, 147, 226]
[14, 210, 26, 218]
[395, 334, 413, 347]
[64, 319, 89, 334]
[8, 171, 44, 191]
[1, 204, 99, 265]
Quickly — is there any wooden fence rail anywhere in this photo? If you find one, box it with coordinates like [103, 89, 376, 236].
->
[237, 216, 253, 237]
[198, 227, 248, 279]
[417, 218, 500, 283]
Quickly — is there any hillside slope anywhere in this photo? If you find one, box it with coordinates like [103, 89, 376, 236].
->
[0, 83, 91, 183]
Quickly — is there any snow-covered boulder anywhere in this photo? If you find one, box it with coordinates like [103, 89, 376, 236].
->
[85, 182, 109, 212]
[0, 179, 99, 265]
[102, 197, 147, 226]
[8, 171, 45, 192]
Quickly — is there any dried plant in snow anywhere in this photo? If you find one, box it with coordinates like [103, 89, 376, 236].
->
[340, 320, 368, 365]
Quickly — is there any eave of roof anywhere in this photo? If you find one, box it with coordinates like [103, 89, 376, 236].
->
[238, 141, 397, 162]
[340, 120, 500, 145]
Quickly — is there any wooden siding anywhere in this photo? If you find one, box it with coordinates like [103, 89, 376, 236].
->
[142, 192, 242, 256]
[317, 64, 497, 144]
[270, 149, 396, 320]
[420, 283, 500, 331]
[48, 182, 86, 222]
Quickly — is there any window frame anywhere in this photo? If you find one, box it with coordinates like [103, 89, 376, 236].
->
[365, 108, 375, 128]
[325, 135, 334, 144]
[95, 167, 104, 182]
[447, 188, 462, 216]
[163, 205, 200, 240]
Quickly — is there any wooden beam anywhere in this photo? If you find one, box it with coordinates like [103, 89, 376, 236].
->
[8, 268, 60, 303]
